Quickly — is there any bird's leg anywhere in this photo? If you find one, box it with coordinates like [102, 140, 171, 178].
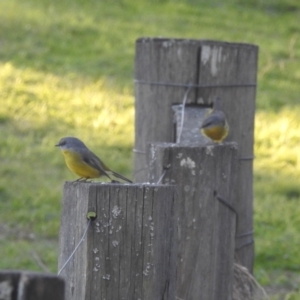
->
[74, 177, 89, 182]
[111, 180, 121, 184]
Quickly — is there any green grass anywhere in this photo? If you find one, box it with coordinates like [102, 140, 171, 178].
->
[0, 0, 299, 297]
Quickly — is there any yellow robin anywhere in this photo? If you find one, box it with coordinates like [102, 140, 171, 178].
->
[55, 136, 132, 183]
[200, 97, 229, 143]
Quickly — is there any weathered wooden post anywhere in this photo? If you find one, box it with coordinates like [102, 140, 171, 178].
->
[0, 270, 65, 300]
[134, 38, 258, 271]
[148, 142, 238, 300]
[58, 182, 177, 300]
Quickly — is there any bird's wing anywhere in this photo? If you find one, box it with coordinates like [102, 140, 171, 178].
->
[201, 111, 226, 128]
[201, 115, 216, 128]
[81, 149, 112, 180]
[81, 149, 132, 183]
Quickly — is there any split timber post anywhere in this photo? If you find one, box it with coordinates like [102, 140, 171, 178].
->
[149, 142, 238, 300]
[134, 38, 258, 271]
[58, 182, 177, 300]
[0, 270, 65, 300]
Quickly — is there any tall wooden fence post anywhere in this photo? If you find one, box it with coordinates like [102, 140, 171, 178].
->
[58, 182, 177, 300]
[0, 271, 65, 300]
[148, 142, 238, 300]
[134, 38, 258, 271]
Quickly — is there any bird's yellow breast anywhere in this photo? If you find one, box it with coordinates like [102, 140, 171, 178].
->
[61, 149, 100, 178]
[201, 125, 228, 142]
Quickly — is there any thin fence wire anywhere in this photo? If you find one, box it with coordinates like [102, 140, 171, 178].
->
[134, 79, 256, 89]
[57, 219, 91, 276]
[176, 86, 192, 143]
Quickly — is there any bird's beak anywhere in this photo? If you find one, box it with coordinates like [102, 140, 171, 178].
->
[55, 143, 60, 147]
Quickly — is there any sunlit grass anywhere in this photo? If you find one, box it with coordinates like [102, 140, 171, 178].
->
[0, 0, 299, 296]
[254, 109, 300, 293]
[0, 62, 133, 237]
[255, 109, 300, 175]
[0, 62, 134, 145]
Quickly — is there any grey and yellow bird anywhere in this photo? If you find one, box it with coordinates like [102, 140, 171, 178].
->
[200, 97, 229, 143]
[55, 136, 132, 183]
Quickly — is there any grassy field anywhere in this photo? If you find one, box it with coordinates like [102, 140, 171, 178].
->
[0, 0, 299, 298]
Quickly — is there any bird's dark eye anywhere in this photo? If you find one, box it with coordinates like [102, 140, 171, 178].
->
[60, 140, 66, 146]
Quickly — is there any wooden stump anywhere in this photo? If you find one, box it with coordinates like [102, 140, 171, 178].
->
[58, 182, 177, 300]
[148, 142, 238, 300]
[0, 270, 64, 300]
[134, 38, 257, 271]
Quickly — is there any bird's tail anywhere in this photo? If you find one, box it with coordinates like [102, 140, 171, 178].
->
[110, 171, 133, 183]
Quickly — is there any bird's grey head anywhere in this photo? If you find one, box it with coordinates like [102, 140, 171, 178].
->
[55, 137, 87, 150]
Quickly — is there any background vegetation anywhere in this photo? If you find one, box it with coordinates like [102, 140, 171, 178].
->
[0, 0, 299, 298]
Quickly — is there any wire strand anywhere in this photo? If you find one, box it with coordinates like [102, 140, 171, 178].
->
[236, 230, 254, 238]
[132, 148, 146, 154]
[156, 169, 167, 184]
[177, 86, 192, 143]
[134, 79, 256, 89]
[58, 219, 91, 276]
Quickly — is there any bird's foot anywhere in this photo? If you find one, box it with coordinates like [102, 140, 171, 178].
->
[111, 180, 121, 184]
